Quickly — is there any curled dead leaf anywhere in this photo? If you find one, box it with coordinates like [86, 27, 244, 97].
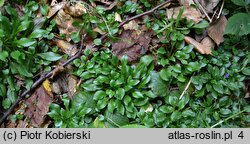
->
[207, 15, 227, 45]
[197, 0, 220, 14]
[115, 12, 122, 22]
[184, 36, 213, 55]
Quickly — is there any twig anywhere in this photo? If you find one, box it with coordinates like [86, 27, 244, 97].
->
[0, 0, 174, 126]
[211, 109, 246, 128]
[217, 0, 224, 19]
[179, 76, 192, 99]
[194, 0, 212, 23]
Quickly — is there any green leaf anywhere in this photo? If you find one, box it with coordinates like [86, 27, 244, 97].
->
[171, 64, 182, 73]
[106, 111, 129, 127]
[140, 55, 153, 66]
[178, 95, 189, 110]
[231, 0, 250, 6]
[107, 99, 116, 113]
[0, 51, 9, 61]
[37, 52, 62, 61]
[244, 106, 250, 112]
[40, 4, 49, 15]
[17, 20, 31, 32]
[149, 72, 168, 97]
[213, 83, 224, 94]
[2, 98, 11, 109]
[134, 98, 148, 106]
[97, 98, 109, 110]
[15, 38, 37, 47]
[115, 88, 125, 100]
[220, 108, 232, 115]
[170, 111, 181, 121]
[193, 20, 209, 29]
[94, 38, 102, 46]
[132, 91, 144, 98]
[187, 62, 201, 72]
[0, 0, 4, 7]
[93, 90, 106, 100]
[10, 50, 21, 61]
[242, 68, 250, 75]
[0, 84, 6, 96]
[120, 124, 146, 128]
[225, 13, 250, 36]
[12, 63, 33, 77]
[159, 105, 174, 114]
[71, 31, 80, 43]
[29, 29, 45, 38]
[159, 68, 171, 81]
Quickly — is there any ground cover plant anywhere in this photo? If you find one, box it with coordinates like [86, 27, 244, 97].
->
[0, 0, 249, 128]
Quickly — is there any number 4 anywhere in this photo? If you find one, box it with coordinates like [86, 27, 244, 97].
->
[238, 131, 244, 139]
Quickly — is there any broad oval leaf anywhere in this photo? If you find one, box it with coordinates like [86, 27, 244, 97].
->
[15, 38, 37, 47]
[37, 52, 62, 61]
[225, 13, 250, 36]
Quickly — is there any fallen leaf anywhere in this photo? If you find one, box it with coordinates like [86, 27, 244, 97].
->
[68, 75, 77, 99]
[112, 29, 152, 62]
[115, 12, 122, 22]
[47, 1, 67, 18]
[167, 6, 203, 23]
[207, 15, 227, 45]
[123, 20, 139, 30]
[23, 83, 53, 127]
[64, 1, 87, 17]
[201, 36, 215, 49]
[53, 38, 78, 56]
[184, 36, 212, 55]
[197, 0, 220, 14]
[178, 0, 195, 7]
[54, 9, 81, 41]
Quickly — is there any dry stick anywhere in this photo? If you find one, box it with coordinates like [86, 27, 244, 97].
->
[0, 0, 174, 125]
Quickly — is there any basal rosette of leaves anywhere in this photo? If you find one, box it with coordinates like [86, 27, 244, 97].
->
[0, 2, 61, 109]
[48, 48, 157, 128]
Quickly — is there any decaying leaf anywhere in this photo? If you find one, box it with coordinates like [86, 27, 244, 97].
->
[207, 15, 227, 45]
[64, 1, 87, 17]
[68, 75, 77, 99]
[47, 1, 67, 18]
[201, 36, 215, 49]
[184, 36, 213, 55]
[197, 0, 220, 14]
[92, 0, 117, 10]
[23, 82, 53, 127]
[167, 6, 203, 23]
[115, 12, 122, 22]
[112, 30, 152, 62]
[123, 20, 139, 30]
[53, 38, 78, 56]
[54, 9, 81, 41]
[178, 0, 195, 7]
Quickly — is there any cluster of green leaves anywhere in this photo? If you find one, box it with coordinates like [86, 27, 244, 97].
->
[49, 48, 157, 127]
[225, 0, 250, 35]
[0, 2, 61, 109]
[48, 1, 249, 128]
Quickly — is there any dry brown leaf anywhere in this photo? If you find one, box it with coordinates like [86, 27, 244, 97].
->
[68, 75, 77, 99]
[201, 36, 215, 48]
[184, 36, 212, 55]
[167, 6, 203, 23]
[112, 29, 152, 62]
[115, 12, 122, 22]
[54, 9, 81, 41]
[207, 15, 227, 45]
[123, 20, 139, 30]
[178, 0, 195, 7]
[197, 0, 220, 14]
[53, 38, 78, 56]
[64, 1, 87, 17]
[47, 1, 67, 18]
[93, 27, 106, 35]
[23, 83, 53, 127]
